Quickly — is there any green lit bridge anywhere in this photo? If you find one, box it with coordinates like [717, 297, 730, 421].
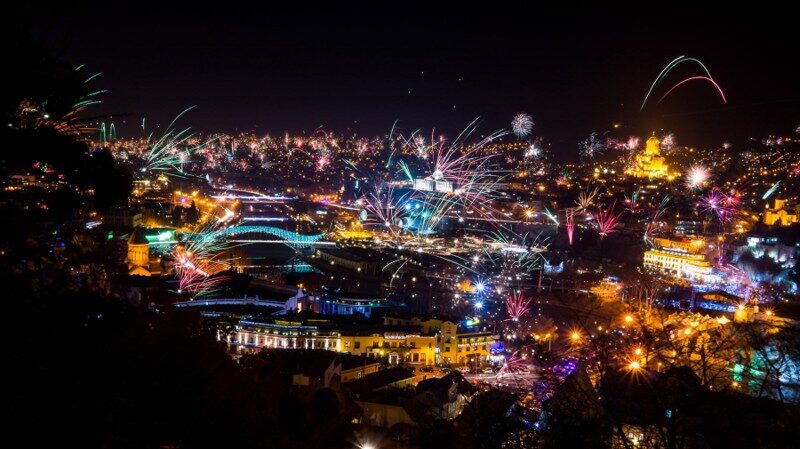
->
[198, 225, 329, 248]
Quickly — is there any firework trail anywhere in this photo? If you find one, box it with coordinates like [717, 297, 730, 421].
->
[685, 165, 710, 189]
[398, 119, 507, 232]
[32, 67, 107, 136]
[359, 182, 413, 238]
[644, 196, 669, 246]
[576, 186, 599, 211]
[762, 181, 780, 200]
[511, 112, 534, 138]
[543, 208, 559, 226]
[565, 208, 576, 245]
[640, 55, 719, 110]
[504, 292, 532, 322]
[487, 230, 548, 274]
[175, 222, 235, 299]
[593, 201, 622, 240]
[143, 106, 208, 174]
[658, 76, 727, 104]
[625, 190, 641, 214]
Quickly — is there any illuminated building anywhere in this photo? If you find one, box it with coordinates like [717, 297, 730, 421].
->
[649, 237, 707, 254]
[231, 318, 342, 351]
[127, 226, 152, 276]
[763, 199, 799, 226]
[340, 330, 436, 366]
[383, 315, 493, 366]
[591, 276, 623, 301]
[436, 320, 492, 366]
[643, 237, 714, 282]
[743, 235, 796, 266]
[318, 295, 399, 318]
[413, 170, 454, 193]
[625, 134, 670, 178]
[674, 219, 704, 236]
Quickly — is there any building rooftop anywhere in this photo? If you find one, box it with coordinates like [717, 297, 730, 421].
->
[128, 226, 149, 245]
[346, 366, 416, 395]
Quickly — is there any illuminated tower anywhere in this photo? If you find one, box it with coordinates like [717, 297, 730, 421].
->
[127, 226, 151, 276]
[626, 134, 669, 178]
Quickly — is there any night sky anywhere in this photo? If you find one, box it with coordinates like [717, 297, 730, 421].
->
[21, 2, 800, 157]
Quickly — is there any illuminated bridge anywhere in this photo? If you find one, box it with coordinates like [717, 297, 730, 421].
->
[199, 225, 328, 248]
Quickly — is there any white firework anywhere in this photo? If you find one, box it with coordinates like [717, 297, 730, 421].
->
[511, 113, 533, 138]
[685, 165, 710, 189]
[525, 143, 542, 159]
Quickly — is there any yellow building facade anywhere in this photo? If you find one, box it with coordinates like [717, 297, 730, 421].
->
[381, 316, 493, 366]
[763, 199, 798, 226]
[231, 315, 493, 368]
[643, 249, 713, 282]
[625, 135, 670, 178]
[339, 331, 437, 366]
[127, 226, 151, 276]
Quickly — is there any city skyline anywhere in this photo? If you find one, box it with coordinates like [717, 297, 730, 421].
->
[5, 3, 800, 449]
[18, 3, 800, 155]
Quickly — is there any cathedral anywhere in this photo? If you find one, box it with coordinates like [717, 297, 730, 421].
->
[625, 134, 669, 179]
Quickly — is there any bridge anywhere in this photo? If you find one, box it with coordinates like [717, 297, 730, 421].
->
[198, 224, 327, 248]
[173, 292, 305, 316]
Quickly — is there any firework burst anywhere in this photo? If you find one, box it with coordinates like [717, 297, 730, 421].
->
[565, 208, 576, 245]
[698, 189, 738, 222]
[593, 201, 622, 240]
[143, 106, 208, 174]
[576, 186, 599, 211]
[175, 223, 235, 299]
[359, 182, 413, 237]
[511, 113, 534, 138]
[579, 132, 605, 158]
[497, 351, 528, 377]
[685, 165, 710, 189]
[504, 292, 532, 322]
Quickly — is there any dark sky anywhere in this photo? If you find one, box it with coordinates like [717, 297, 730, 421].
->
[20, 2, 800, 156]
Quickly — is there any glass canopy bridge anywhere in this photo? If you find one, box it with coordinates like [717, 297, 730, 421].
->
[195, 224, 330, 249]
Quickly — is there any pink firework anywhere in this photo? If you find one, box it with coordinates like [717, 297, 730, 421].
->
[505, 292, 532, 322]
[698, 189, 738, 222]
[593, 201, 622, 240]
[660, 133, 676, 152]
[565, 208, 576, 245]
[174, 250, 228, 298]
[626, 136, 640, 150]
[658, 76, 727, 104]
[360, 183, 411, 237]
[497, 351, 527, 376]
